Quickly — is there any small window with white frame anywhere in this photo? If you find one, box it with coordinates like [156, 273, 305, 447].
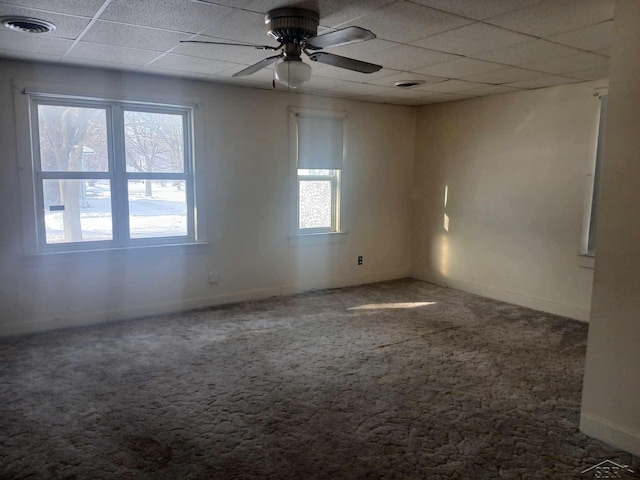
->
[293, 111, 344, 235]
[29, 95, 195, 252]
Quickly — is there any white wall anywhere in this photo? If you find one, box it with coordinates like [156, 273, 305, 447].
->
[0, 60, 415, 336]
[411, 80, 607, 321]
[580, 0, 640, 456]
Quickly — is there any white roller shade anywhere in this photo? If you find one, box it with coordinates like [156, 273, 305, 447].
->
[297, 114, 344, 170]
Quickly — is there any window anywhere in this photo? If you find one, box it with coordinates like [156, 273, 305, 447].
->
[294, 112, 344, 235]
[582, 95, 608, 256]
[29, 96, 195, 252]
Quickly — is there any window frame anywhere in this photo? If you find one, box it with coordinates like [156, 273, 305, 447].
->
[289, 107, 347, 239]
[297, 169, 341, 234]
[580, 92, 608, 257]
[14, 80, 204, 255]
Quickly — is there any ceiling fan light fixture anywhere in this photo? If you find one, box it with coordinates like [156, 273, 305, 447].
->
[275, 59, 311, 88]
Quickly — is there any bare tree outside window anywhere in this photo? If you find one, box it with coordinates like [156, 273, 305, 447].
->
[37, 105, 108, 242]
[124, 111, 185, 197]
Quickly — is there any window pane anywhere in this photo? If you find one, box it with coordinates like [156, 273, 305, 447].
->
[43, 179, 112, 243]
[128, 180, 187, 238]
[38, 105, 109, 172]
[124, 111, 185, 173]
[299, 180, 332, 229]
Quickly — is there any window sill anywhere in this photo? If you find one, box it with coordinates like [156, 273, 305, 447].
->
[22, 241, 210, 265]
[288, 232, 348, 246]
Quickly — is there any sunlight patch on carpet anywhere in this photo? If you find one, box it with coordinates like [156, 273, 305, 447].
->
[349, 301, 436, 310]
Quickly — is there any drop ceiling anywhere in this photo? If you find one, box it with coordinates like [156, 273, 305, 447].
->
[0, 0, 613, 105]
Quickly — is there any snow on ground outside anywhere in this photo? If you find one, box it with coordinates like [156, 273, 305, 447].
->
[44, 181, 187, 243]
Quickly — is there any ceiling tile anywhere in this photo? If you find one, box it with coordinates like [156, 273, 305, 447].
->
[522, 52, 609, 76]
[486, 0, 614, 38]
[362, 86, 441, 100]
[463, 66, 546, 83]
[0, 47, 60, 62]
[415, 79, 489, 93]
[196, 0, 253, 8]
[413, 57, 504, 77]
[63, 56, 141, 71]
[458, 84, 522, 96]
[505, 75, 580, 89]
[421, 93, 475, 103]
[0, 4, 90, 39]
[318, 0, 397, 28]
[198, 8, 275, 46]
[0, 0, 105, 17]
[140, 66, 208, 80]
[350, 96, 404, 105]
[312, 65, 396, 83]
[0, 28, 73, 55]
[369, 44, 460, 72]
[567, 65, 609, 81]
[366, 71, 446, 87]
[408, 0, 543, 20]
[173, 36, 270, 64]
[547, 20, 613, 53]
[471, 39, 582, 67]
[100, 0, 234, 33]
[65, 42, 161, 66]
[348, 1, 472, 43]
[412, 22, 534, 56]
[147, 53, 240, 75]
[82, 21, 191, 53]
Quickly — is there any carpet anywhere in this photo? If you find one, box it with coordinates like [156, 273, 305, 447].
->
[0, 279, 630, 479]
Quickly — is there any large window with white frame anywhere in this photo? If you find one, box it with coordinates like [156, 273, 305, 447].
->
[29, 96, 195, 252]
[294, 111, 344, 234]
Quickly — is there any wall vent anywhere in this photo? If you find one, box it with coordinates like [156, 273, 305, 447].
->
[393, 80, 425, 88]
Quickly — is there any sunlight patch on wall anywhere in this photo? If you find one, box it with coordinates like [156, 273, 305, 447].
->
[443, 184, 449, 232]
[439, 234, 450, 277]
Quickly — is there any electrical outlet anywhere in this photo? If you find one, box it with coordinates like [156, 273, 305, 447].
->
[207, 271, 219, 284]
[357, 256, 363, 266]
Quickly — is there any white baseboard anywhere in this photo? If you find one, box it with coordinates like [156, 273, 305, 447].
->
[0, 268, 410, 337]
[410, 270, 591, 322]
[581, 413, 640, 457]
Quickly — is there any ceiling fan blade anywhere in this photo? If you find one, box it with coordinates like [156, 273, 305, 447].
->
[307, 52, 382, 74]
[232, 54, 283, 77]
[180, 40, 279, 51]
[305, 26, 376, 50]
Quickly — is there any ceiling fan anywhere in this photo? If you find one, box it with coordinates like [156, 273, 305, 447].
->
[180, 8, 383, 89]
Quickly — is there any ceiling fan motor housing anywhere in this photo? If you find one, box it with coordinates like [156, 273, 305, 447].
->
[265, 8, 319, 43]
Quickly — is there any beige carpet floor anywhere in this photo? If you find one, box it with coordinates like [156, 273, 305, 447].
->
[0, 279, 632, 479]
